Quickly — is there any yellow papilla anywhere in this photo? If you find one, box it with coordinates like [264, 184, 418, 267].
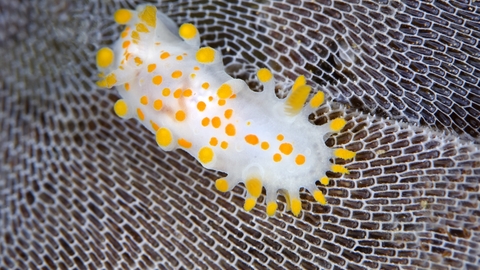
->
[285, 85, 311, 116]
[196, 47, 215, 64]
[309, 91, 325, 108]
[96, 80, 107, 88]
[103, 73, 117, 88]
[330, 118, 346, 132]
[292, 75, 306, 92]
[331, 164, 350, 174]
[96, 47, 114, 68]
[215, 178, 229, 192]
[217, 83, 233, 99]
[113, 99, 128, 117]
[291, 198, 302, 217]
[179, 23, 198, 39]
[136, 23, 149, 33]
[245, 178, 262, 198]
[244, 198, 256, 211]
[257, 68, 273, 83]
[334, 148, 356, 160]
[320, 176, 329, 186]
[114, 9, 132, 25]
[138, 5, 157, 27]
[198, 147, 214, 164]
[313, 190, 327, 205]
[155, 127, 173, 147]
[266, 202, 278, 217]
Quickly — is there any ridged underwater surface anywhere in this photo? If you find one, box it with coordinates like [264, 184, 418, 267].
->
[1, 0, 479, 269]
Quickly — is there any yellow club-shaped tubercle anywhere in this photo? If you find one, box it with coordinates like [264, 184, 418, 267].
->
[266, 202, 278, 217]
[138, 5, 157, 27]
[331, 164, 350, 174]
[179, 23, 198, 39]
[96, 79, 107, 88]
[215, 178, 229, 192]
[313, 190, 327, 205]
[292, 75, 306, 92]
[96, 47, 114, 68]
[245, 178, 262, 198]
[114, 9, 132, 24]
[244, 198, 256, 211]
[105, 74, 117, 88]
[309, 91, 325, 108]
[156, 127, 173, 147]
[257, 68, 273, 83]
[330, 118, 346, 132]
[217, 83, 233, 99]
[285, 85, 311, 116]
[291, 198, 302, 217]
[196, 47, 216, 64]
[136, 23, 149, 33]
[198, 147, 214, 164]
[334, 148, 356, 160]
[320, 176, 329, 186]
[114, 99, 128, 117]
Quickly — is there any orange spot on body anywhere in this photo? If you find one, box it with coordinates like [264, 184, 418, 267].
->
[121, 28, 129, 39]
[295, 154, 306, 165]
[160, 52, 170, 59]
[140, 96, 148, 105]
[178, 138, 192, 148]
[147, 64, 156, 72]
[261, 142, 269, 150]
[201, 117, 210, 126]
[152, 75, 162, 85]
[279, 143, 293, 155]
[153, 99, 163, 110]
[150, 120, 159, 131]
[183, 89, 192, 97]
[137, 108, 145, 121]
[225, 124, 236, 136]
[224, 109, 233, 119]
[212, 117, 221, 128]
[273, 153, 282, 162]
[209, 137, 218, 146]
[221, 141, 228, 149]
[197, 101, 206, 111]
[175, 110, 186, 121]
[245, 134, 259, 145]
[173, 89, 182, 98]
[172, 70, 182, 78]
[162, 88, 170, 96]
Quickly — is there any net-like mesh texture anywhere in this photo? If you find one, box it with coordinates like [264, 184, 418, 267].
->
[1, 0, 479, 269]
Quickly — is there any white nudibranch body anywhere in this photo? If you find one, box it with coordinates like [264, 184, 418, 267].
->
[96, 4, 355, 217]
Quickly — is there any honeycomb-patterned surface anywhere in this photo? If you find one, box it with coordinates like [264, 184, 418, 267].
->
[1, 0, 480, 269]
